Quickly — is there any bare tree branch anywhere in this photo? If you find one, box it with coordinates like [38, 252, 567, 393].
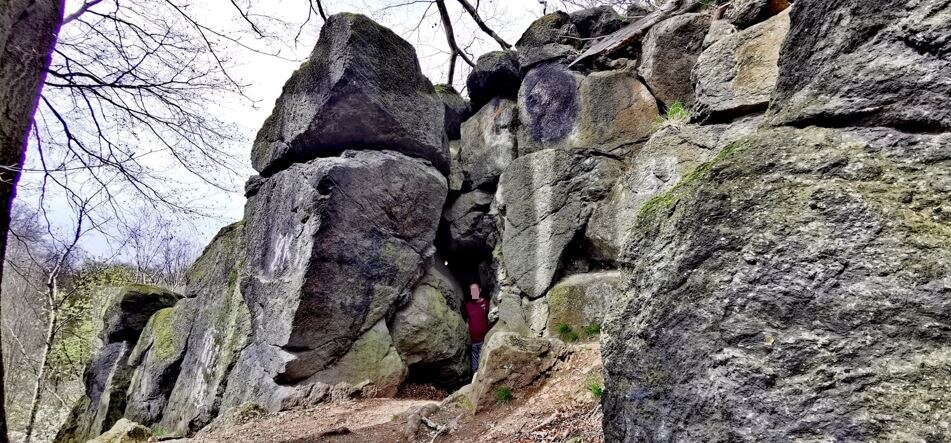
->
[453, 0, 510, 49]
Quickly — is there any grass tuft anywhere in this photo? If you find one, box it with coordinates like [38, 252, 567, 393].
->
[657, 101, 691, 127]
[495, 386, 513, 404]
[582, 323, 601, 336]
[586, 380, 603, 399]
[555, 323, 580, 342]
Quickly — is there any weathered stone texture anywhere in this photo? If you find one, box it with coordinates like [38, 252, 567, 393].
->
[250, 13, 447, 175]
[770, 0, 951, 130]
[224, 150, 445, 410]
[586, 117, 761, 262]
[692, 9, 789, 120]
[458, 97, 517, 190]
[639, 13, 710, 106]
[498, 149, 622, 299]
[603, 126, 951, 442]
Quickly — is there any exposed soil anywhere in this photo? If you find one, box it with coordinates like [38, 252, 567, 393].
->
[173, 343, 603, 443]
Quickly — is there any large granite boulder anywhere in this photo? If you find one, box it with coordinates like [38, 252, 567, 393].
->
[469, 333, 566, 411]
[223, 150, 445, 410]
[769, 0, 951, 130]
[638, 13, 710, 106]
[435, 84, 471, 141]
[586, 117, 761, 262]
[546, 271, 622, 335]
[465, 51, 520, 112]
[392, 263, 469, 387]
[517, 65, 658, 156]
[157, 223, 250, 435]
[250, 13, 447, 175]
[55, 286, 182, 443]
[603, 126, 951, 441]
[498, 149, 622, 299]
[692, 9, 789, 120]
[441, 190, 498, 257]
[458, 97, 517, 190]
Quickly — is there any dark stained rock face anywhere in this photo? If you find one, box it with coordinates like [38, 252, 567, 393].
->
[638, 13, 710, 106]
[466, 51, 521, 112]
[517, 65, 582, 153]
[770, 0, 951, 130]
[250, 13, 447, 175]
[603, 126, 951, 441]
[223, 150, 445, 410]
[518, 65, 658, 156]
[55, 286, 182, 443]
[498, 149, 622, 299]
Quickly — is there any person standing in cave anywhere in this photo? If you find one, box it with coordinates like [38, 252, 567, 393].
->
[464, 282, 491, 376]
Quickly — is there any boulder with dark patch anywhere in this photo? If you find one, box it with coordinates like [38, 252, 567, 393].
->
[250, 13, 447, 175]
[724, 0, 791, 28]
[518, 65, 658, 156]
[770, 0, 951, 130]
[222, 150, 445, 410]
[498, 149, 622, 299]
[603, 126, 951, 441]
[465, 51, 520, 112]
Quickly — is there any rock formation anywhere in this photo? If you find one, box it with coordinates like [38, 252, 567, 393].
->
[60, 2, 951, 441]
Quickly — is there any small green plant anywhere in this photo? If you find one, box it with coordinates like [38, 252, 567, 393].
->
[495, 386, 513, 404]
[587, 380, 604, 399]
[659, 101, 691, 126]
[555, 323, 580, 342]
[582, 323, 601, 336]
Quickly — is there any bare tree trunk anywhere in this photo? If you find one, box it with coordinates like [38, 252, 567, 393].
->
[23, 280, 56, 443]
[0, 2, 65, 441]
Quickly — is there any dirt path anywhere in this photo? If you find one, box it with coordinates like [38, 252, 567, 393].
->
[175, 343, 603, 443]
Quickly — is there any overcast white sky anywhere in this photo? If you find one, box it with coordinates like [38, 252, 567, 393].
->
[34, 0, 574, 257]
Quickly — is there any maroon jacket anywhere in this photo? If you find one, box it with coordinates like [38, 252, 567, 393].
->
[465, 298, 490, 343]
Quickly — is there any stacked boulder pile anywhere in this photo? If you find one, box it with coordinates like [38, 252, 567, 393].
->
[58, 0, 951, 441]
